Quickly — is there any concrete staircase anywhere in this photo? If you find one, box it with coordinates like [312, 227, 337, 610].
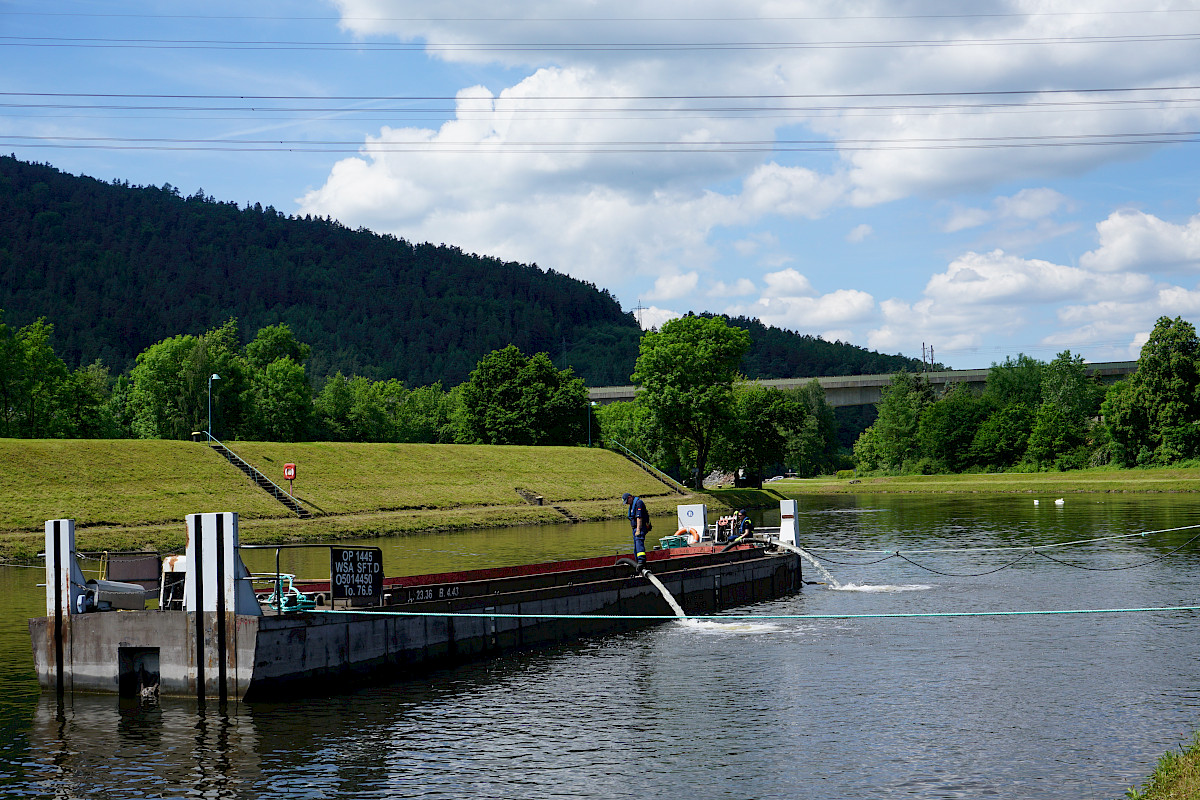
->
[209, 441, 312, 519]
[551, 504, 583, 523]
[515, 486, 582, 523]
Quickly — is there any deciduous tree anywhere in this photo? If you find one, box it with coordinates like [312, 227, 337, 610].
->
[713, 385, 803, 486]
[859, 372, 934, 471]
[461, 345, 588, 445]
[249, 358, 311, 442]
[632, 315, 751, 487]
[917, 383, 991, 473]
[983, 353, 1044, 409]
[788, 380, 839, 477]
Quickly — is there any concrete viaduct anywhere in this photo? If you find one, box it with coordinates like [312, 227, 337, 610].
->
[587, 361, 1138, 409]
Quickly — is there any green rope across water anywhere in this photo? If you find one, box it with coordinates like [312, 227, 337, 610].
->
[309, 604, 1200, 621]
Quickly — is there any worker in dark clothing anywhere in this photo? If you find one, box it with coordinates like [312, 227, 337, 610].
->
[622, 492, 651, 569]
[731, 509, 754, 543]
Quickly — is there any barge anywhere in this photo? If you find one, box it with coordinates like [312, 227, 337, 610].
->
[29, 502, 804, 703]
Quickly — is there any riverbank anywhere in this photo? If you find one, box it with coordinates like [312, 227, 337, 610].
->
[0, 439, 712, 562]
[1126, 733, 1200, 798]
[772, 466, 1200, 495]
[9, 439, 1200, 563]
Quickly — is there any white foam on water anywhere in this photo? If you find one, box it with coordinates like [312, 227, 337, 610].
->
[831, 583, 933, 593]
[676, 618, 783, 634]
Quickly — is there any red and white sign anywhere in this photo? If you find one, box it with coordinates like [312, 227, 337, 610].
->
[283, 463, 296, 480]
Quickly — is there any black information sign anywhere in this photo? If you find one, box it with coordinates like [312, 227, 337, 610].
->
[329, 547, 383, 600]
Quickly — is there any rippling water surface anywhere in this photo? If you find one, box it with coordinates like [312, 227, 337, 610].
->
[3, 494, 1200, 799]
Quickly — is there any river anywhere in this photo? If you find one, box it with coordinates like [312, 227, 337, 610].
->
[2, 494, 1199, 799]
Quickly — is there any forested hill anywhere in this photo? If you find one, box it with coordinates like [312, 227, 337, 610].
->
[0, 156, 923, 385]
[0, 156, 642, 385]
[725, 315, 927, 378]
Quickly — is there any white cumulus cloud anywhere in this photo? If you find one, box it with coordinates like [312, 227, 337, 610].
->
[645, 272, 700, 300]
[925, 250, 1154, 306]
[636, 305, 682, 331]
[1080, 210, 1200, 273]
[761, 268, 816, 296]
[297, 1, 1200, 363]
[942, 188, 1070, 233]
[731, 288, 876, 331]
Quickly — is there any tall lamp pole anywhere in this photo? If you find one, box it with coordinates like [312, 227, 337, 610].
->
[588, 401, 597, 447]
[208, 373, 221, 440]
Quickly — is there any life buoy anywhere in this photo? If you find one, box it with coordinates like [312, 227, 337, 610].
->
[676, 527, 700, 545]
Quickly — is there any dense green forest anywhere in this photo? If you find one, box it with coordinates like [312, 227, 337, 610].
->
[0, 156, 923, 387]
[728, 315, 936, 377]
[0, 156, 638, 386]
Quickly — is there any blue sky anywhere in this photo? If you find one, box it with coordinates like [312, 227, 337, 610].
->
[5, 1, 1200, 369]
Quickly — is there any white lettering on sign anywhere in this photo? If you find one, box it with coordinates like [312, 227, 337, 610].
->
[329, 548, 383, 599]
[406, 585, 461, 604]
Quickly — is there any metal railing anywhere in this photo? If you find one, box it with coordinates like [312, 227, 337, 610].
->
[206, 435, 310, 517]
[607, 439, 688, 493]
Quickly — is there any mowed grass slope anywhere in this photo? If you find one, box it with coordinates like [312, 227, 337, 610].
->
[0, 439, 678, 560]
[227, 441, 671, 513]
[0, 439, 283, 530]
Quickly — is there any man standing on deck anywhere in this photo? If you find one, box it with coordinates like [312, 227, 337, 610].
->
[622, 492, 651, 570]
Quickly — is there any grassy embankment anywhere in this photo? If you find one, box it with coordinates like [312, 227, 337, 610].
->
[1126, 733, 1200, 799]
[772, 467, 1200, 495]
[0, 439, 705, 562]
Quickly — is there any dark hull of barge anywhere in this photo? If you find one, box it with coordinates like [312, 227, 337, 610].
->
[30, 545, 802, 702]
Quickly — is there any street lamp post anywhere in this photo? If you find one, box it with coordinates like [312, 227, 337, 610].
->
[588, 401, 597, 447]
[208, 373, 221, 440]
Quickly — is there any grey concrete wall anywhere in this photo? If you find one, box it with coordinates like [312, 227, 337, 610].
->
[30, 610, 256, 700]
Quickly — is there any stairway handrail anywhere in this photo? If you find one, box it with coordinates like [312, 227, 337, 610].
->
[606, 439, 688, 493]
[207, 435, 306, 510]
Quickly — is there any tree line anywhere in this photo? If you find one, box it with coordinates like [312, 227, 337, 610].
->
[0, 311, 841, 486]
[0, 312, 593, 446]
[14, 305, 1200, 482]
[852, 316, 1200, 474]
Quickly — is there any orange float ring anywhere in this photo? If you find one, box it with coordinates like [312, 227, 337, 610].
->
[676, 527, 700, 545]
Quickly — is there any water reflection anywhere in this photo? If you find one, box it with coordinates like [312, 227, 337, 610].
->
[24, 697, 259, 799]
[4, 494, 1200, 799]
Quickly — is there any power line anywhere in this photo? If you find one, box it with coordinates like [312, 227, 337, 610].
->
[5, 85, 1198, 101]
[6, 95, 1200, 116]
[4, 31, 1200, 52]
[2, 129, 1195, 155]
[4, 96, 1199, 130]
[4, 9, 1200, 23]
